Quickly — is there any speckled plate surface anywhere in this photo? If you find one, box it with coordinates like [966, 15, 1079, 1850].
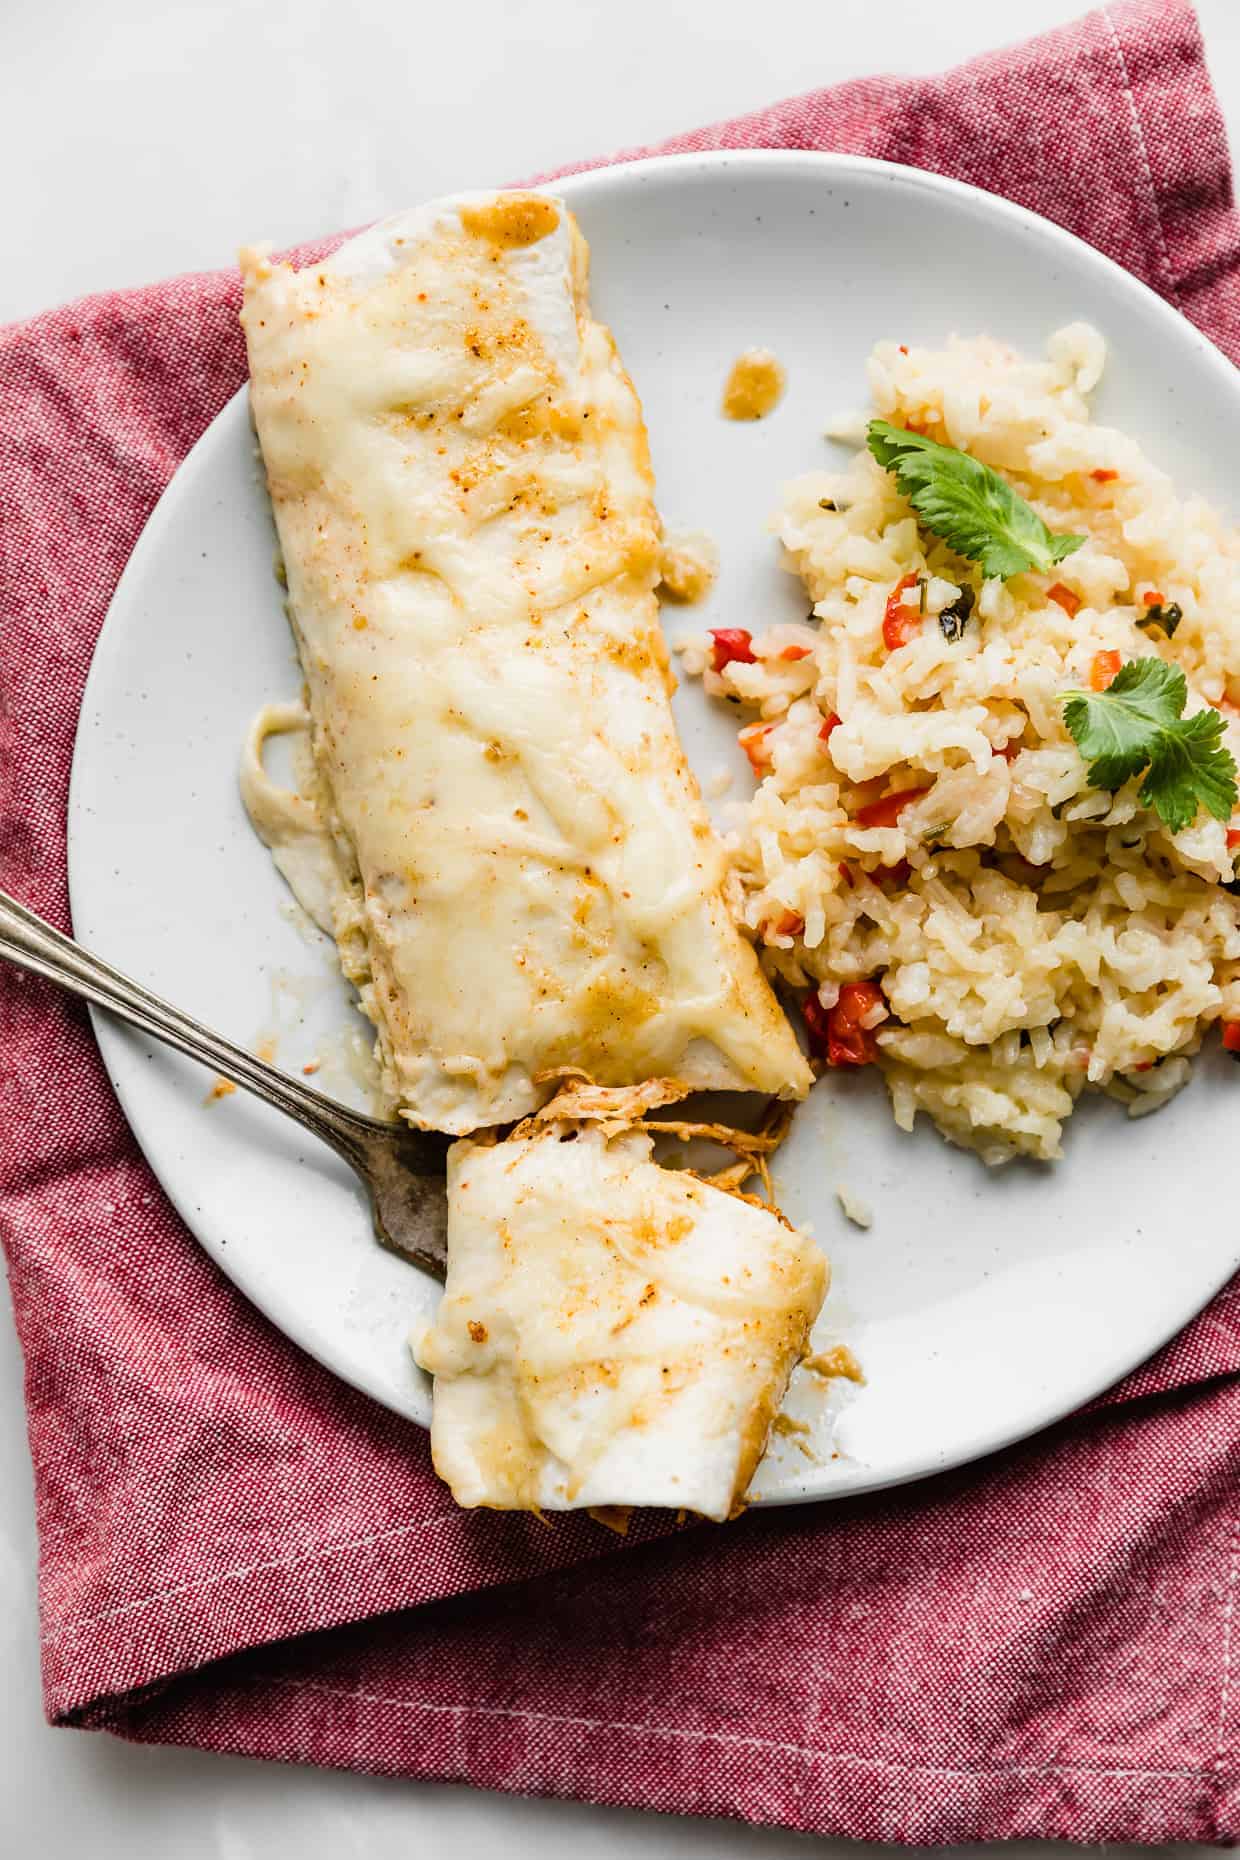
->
[69, 151, 1240, 1503]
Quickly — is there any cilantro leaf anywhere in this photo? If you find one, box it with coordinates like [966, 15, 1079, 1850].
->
[867, 420, 1085, 580]
[1061, 657, 1186, 789]
[1141, 708, 1236, 834]
[1059, 655, 1238, 834]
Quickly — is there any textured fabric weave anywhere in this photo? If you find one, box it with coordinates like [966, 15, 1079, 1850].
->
[3, 0, 1240, 1841]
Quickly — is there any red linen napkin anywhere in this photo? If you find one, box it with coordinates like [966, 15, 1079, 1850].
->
[4, 0, 1240, 1841]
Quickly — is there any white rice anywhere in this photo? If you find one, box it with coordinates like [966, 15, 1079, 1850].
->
[835, 1184, 874, 1229]
[684, 325, 1240, 1164]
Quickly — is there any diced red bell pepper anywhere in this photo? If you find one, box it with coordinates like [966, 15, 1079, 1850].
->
[767, 910, 804, 939]
[1090, 469, 1118, 483]
[1227, 828, 1240, 851]
[737, 721, 775, 772]
[882, 573, 923, 653]
[1223, 1021, 1240, 1055]
[780, 644, 813, 661]
[819, 711, 842, 744]
[801, 991, 831, 1054]
[818, 980, 886, 1067]
[1047, 583, 1081, 618]
[710, 627, 756, 673]
[1090, 649, 1122, 692]
[854, 785, 931, 829]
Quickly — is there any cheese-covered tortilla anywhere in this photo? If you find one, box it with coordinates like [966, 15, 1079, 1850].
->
[240, 191, 811, 1134]
[412, 1122, 827, 1520]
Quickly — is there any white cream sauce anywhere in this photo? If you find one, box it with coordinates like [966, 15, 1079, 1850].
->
[240, 702, 343, 935]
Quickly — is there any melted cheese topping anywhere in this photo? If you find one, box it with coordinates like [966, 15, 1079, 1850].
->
[412, 1124, 827, 1519]
[658, 530, 719, 604]
[240, 192, 810, 1133]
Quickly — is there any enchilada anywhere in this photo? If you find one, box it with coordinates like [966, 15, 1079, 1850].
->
[413, 1105, 827, 1519]
[240, 191, 811, 1134]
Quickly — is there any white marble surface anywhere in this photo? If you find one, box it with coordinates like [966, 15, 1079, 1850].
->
[3, 2, 1238, 1853]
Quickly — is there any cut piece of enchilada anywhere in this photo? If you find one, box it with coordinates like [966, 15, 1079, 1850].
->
[240, 190, 811, 1134]
[412, 1110, 828, 1520]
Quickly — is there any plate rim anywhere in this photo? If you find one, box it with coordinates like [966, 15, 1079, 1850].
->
[67, 146, 1240, 1505]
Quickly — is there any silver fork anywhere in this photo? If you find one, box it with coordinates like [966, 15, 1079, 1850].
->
[0, 886, 449, 1278]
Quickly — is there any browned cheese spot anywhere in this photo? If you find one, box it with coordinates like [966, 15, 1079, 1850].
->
[459, 195, 561, 249]
[722, 348, 786, 421]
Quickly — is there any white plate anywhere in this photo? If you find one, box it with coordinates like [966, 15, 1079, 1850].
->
[68, 152, 1240, 1504]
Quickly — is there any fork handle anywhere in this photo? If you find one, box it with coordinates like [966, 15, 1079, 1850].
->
[0, 884, 433, 1171]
